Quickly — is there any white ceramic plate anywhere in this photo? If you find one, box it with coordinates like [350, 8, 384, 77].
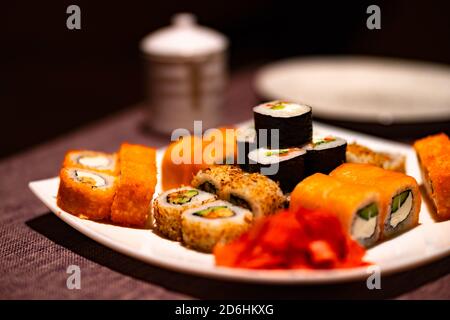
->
[29, 122, 450, 284]
[255, 56, 450, 124]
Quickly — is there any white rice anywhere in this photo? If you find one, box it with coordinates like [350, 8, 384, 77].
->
[305, 136, 347, 151]
[248, 147, 306, 165]
[253, 101, 311, 118]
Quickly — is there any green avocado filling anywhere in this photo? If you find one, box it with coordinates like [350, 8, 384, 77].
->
[265, 149, 289, 157]
[167, 189, 199, 205]
[193, 206, 235, 219]
[269, 102, 286, 110]
[391, 190, 411, 213]
[357, 203, 378, 220]
[313, 137, 336, 147]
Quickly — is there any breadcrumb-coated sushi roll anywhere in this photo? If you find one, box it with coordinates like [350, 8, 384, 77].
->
[153, 187, 217, 241]
[57, 167, 117, 220]
[191, 165, 243, 199]
[63, 150, 119, 175]
[226, 172, 285, 218]
[414, 133, 450, 220]
[346, 143, 406, 173]
[181, 200, 253, 252]
[111, 143, 157, 227]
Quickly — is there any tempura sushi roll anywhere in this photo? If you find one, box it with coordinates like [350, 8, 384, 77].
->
[253, 101, 312, 149]
[57, 168, 117, 220]
[191, 165, 243, 198]
[346, 143, 406, 173]
[248, 147, 306, 193]
[290, 173, 384, 247]
[153, 187, 217, 241]
[330, 163, 421, 239]
[414, 133, 450, 220]
[111, 143, 157, 227]
[305, 136, 347, 176]
[226, 172, 285, 218]
[63, 150, 119, 175]
[236, 127, 256, 171]
[181, 200, 253, 252]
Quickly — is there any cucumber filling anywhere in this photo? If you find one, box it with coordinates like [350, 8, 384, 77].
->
[167, 189, 199, 205]
[390, 190, 412, 228]
[193, 206, 235, 219]
[352, 203, 378, 240]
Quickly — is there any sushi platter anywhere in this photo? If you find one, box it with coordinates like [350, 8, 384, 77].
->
[29, 115, 450, 284]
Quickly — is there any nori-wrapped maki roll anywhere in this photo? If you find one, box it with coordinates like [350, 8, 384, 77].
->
[305, 136, 347, 177]
[253, 101, 312, 149]
[248, 147, 306, 193]
[236, 127, 256, 171]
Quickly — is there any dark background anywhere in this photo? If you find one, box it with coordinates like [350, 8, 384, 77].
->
[2, 0, 450, 159]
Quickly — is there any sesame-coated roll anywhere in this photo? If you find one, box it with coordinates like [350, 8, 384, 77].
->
[226, 171, 285, 218]
[153, 187, 217, 241]
[57, 168, 117, 220]
[191, 165, 243, 199]
[181, 200, 253, 252]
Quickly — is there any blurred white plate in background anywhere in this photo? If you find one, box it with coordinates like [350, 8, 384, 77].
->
[255, 56, 450, 124]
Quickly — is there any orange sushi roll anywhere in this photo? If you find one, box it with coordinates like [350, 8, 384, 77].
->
[330, 163, 421, 239]
[414, 133, 450, 220]
[63, 150, 119, 175]
[290, 173, 384, 247]
[57, 167, 117, 220]
[162, 136, 207, 191]
[111, 143, 157, 227]
[161, 129, 237, 191]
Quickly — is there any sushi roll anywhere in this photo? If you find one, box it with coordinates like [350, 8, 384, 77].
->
[111, 143, 157, 228]
[153, 187, 217, 241]
[414, 133, 450, 220]
[181, 200, 253, 252]
[226, 172, 285, 218]
[330, 163, 421, 239]
[236, 127, 257, 171]
[253, 100, 312, 149]
[290, 173, 385, 247]
[305, 136, 347, 176]
[248, 147, 306, 193]
[57, 168, 117, 220]
[191, 165, 243, 198]
[346, 143, 406, 173]
[63, 150, 119, 175]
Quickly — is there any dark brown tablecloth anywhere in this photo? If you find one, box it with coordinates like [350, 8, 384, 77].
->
[1, 70, 449, 299]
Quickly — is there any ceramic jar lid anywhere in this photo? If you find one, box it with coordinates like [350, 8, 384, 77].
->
[140, 13, 228, 58]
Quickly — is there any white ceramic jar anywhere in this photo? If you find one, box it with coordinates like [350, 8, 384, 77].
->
[140, 13, 228, 134]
